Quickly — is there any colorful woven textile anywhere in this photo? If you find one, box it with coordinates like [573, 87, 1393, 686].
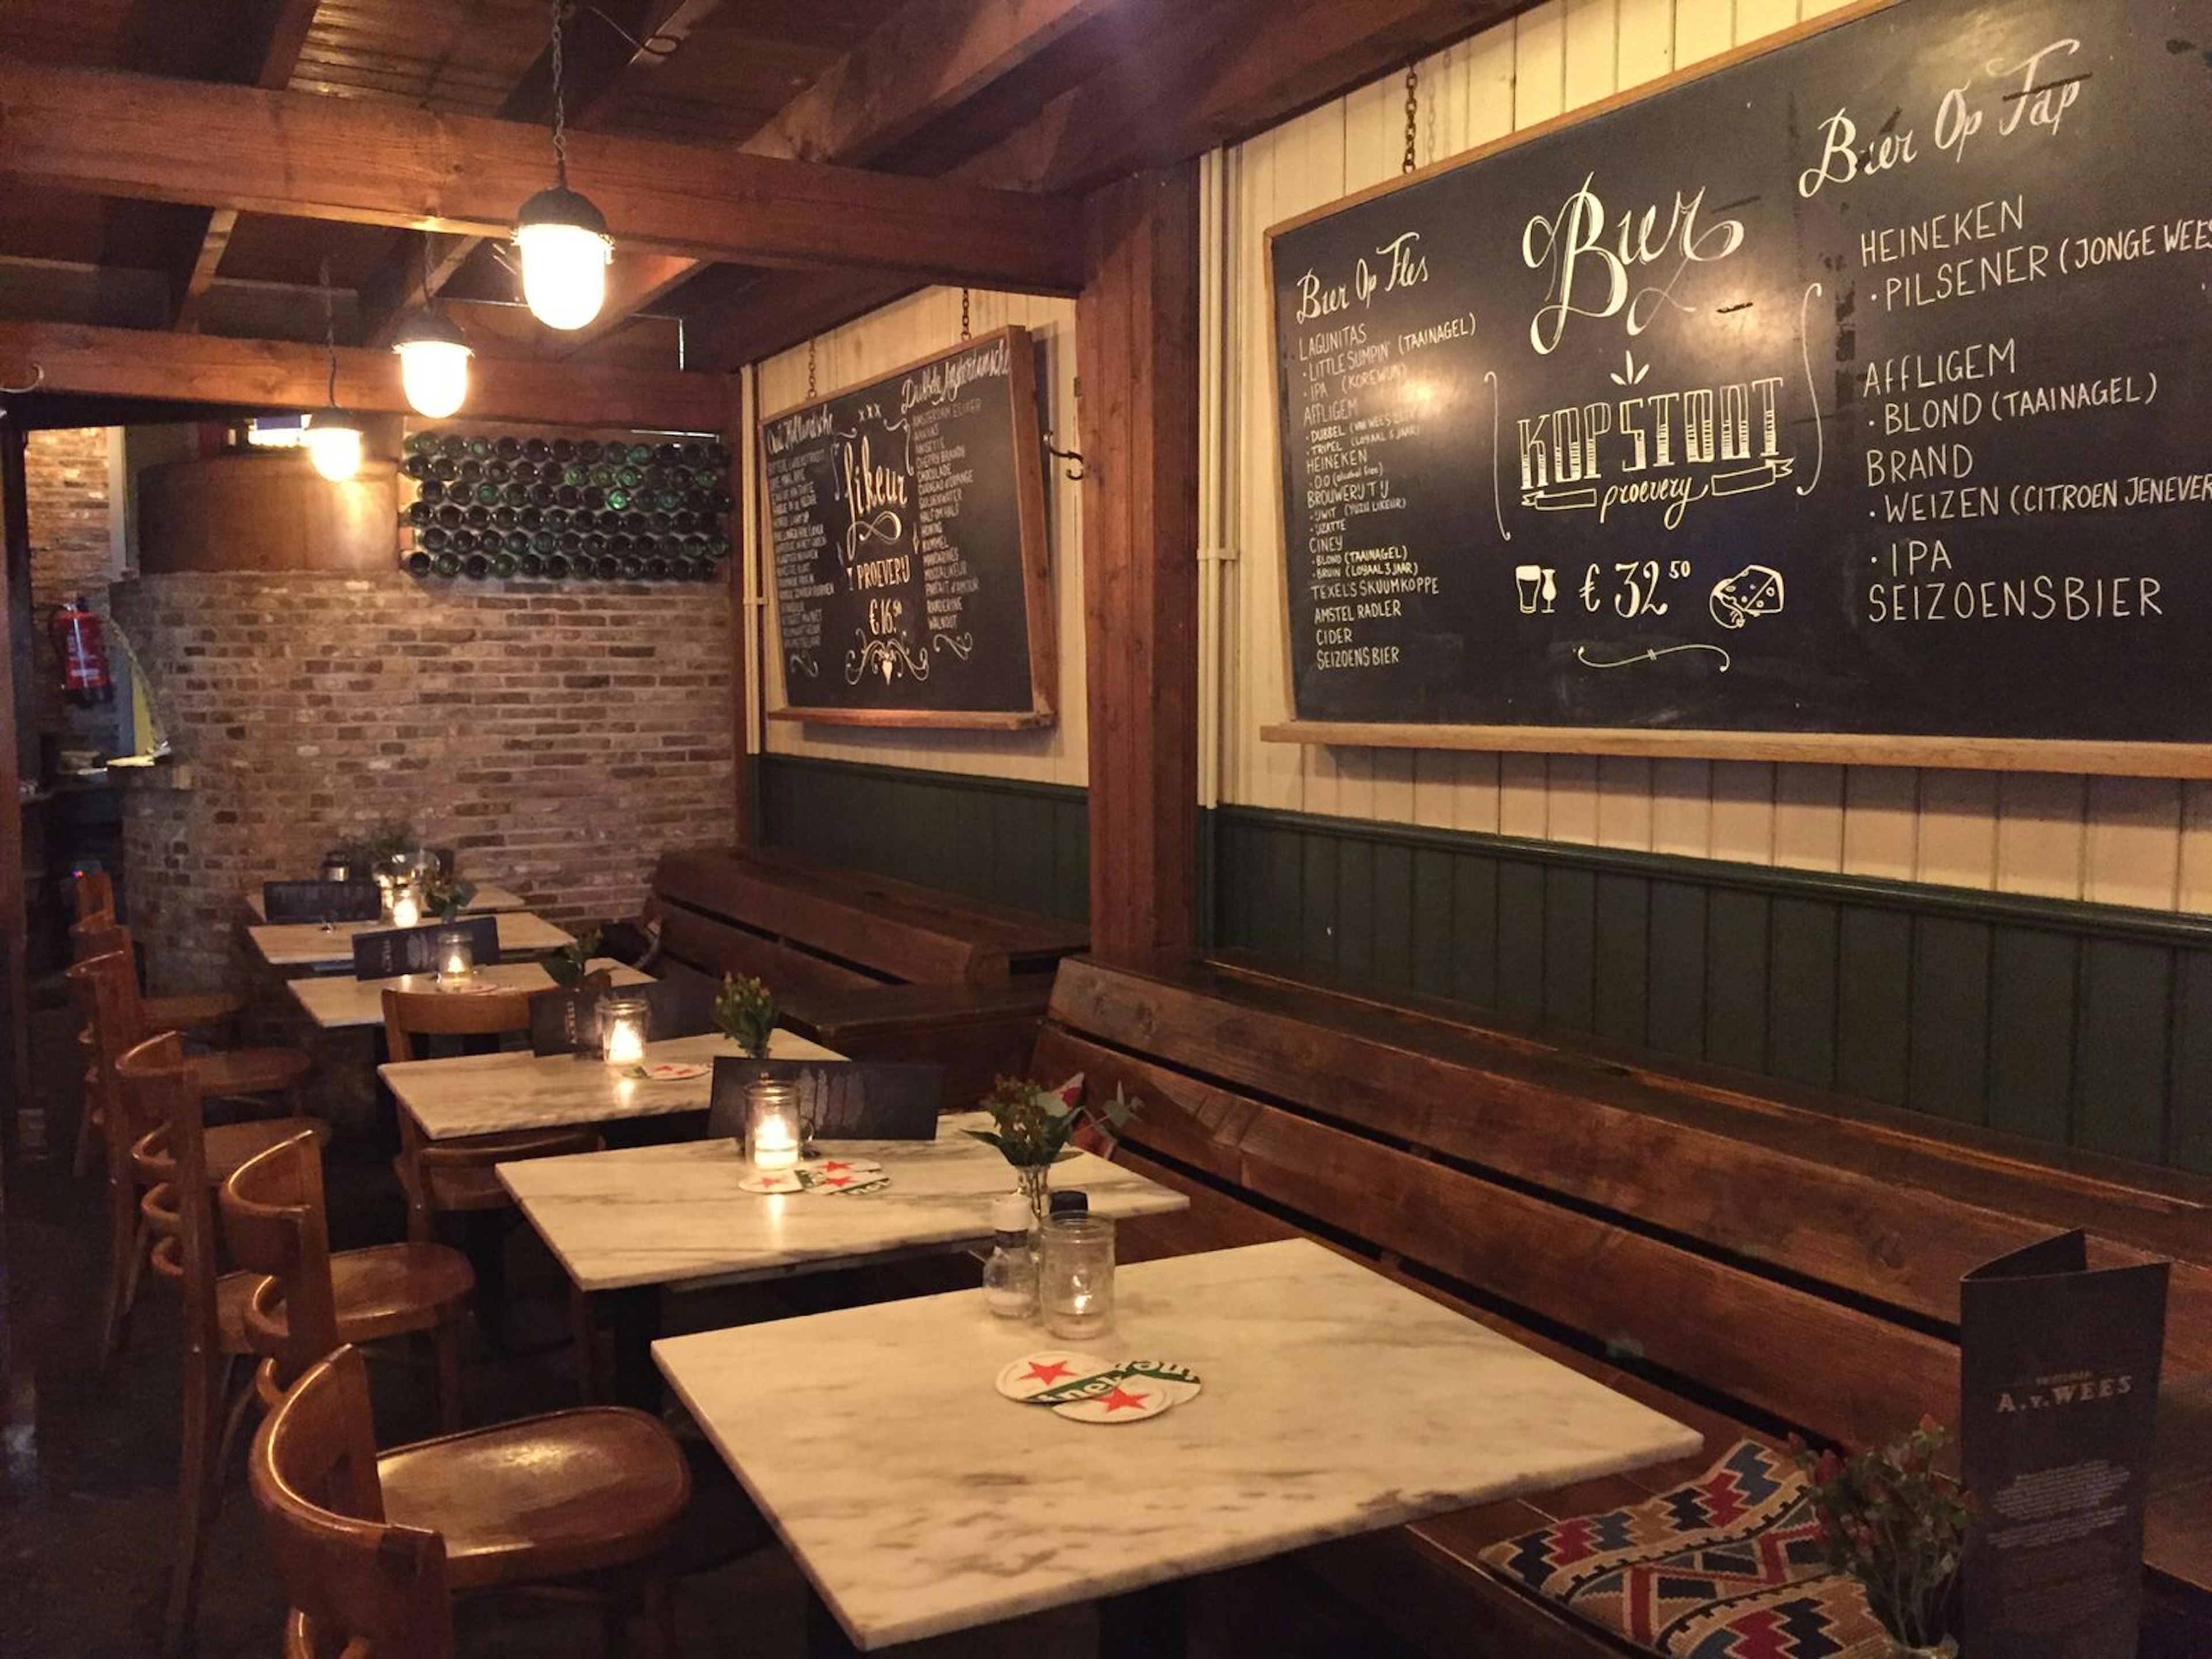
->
[1476, 1440, 1891, 1658]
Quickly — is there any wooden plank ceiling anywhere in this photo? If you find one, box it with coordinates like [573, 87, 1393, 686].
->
[0, 0, 1530, 381]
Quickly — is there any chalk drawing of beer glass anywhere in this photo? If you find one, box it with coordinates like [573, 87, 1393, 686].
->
[1514, 565, 1543, 614]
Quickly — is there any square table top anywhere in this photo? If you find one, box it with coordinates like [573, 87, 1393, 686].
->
[501, 1112, 1191, 1294]
[244, 880, 529, 920]
[384, 1028, 840, 1142]
[656, 1237, 1703, 1652]
[287, 957, 651, 1031]
[247, 910, 574, 971]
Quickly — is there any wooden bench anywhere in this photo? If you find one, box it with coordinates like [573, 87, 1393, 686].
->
[1031, 949, 2212, 1657]
[647, 846, 1086, 1108]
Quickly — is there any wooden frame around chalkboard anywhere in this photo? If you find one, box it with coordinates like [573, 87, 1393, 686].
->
[1259, 0, 2212, 782]
[757, 324, 1057, 732]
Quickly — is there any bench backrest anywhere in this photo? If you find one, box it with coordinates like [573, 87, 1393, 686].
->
[1034, 951, 2212, 1593]
[649, 846, 1086, 991]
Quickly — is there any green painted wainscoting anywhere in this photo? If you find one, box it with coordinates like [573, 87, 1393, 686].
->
[757, 755, 1088, 923]
[756, 756, 2212, 1173]
[1211, 805, 2212, 1175]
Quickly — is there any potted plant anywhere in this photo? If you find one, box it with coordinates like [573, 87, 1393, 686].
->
[541, 927, 613, 994]
[1793, 1418, 1969, 1658]
[714, 974, 778, 1060]
[968, 1076, 1137, 1225]
[418, 867, 477, 924]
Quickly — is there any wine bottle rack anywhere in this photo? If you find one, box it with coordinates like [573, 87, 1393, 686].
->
[397, 425, 734, 585]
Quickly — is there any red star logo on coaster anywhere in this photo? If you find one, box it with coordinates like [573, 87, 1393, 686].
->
[1022, 1359, 1075, 1385]
[1099, 1386, 1151, 1414]
[822, 1175, 852, 1187]
[821, 1161, 851, 1173]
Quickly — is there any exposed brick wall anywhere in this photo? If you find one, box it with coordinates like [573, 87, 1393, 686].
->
[109, 572, 737, 996]
[24, 427, 117, 745]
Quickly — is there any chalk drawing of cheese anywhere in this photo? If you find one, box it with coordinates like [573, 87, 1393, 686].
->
[1709, 564, 1785, 631]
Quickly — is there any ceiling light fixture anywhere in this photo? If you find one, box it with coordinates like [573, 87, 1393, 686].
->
[305, 256, 364, 482]
[393, 238, 474, 418]
[515, 1, 612, 331]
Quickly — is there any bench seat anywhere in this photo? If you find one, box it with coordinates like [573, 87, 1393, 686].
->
[1037, 949, 2212, 1656]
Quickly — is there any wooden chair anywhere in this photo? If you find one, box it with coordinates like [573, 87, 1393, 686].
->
[122, 1042, 476, 1658]
[66, 912, 248, 1176]
[72, 865, 114, 922]
[70, 952, 325, 1365]
[382, 988, 599, 1330]
[236, 1165, 689, 1655]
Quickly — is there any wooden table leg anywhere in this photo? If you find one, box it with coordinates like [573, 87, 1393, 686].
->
[608, 1286, 661, 1410]
[804, 1587, 862, 1658]
[1098, 1580, 1186, 1659]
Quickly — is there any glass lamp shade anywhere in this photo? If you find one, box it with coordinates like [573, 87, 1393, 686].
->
[395, 327, 472, 419]
[304, 418, 363, 482]
[516, 187, 613, 331]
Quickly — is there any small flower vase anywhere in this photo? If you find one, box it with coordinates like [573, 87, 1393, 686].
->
[1015, 1164, 1051, 1228]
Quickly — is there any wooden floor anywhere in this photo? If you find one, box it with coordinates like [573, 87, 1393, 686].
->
[0, 1016, 1415, 1659]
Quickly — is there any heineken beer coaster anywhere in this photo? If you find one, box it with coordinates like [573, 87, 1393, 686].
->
[995, 1352, 1112, 1403]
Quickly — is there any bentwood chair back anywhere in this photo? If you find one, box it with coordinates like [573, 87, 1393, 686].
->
[251, 1347, 457, 1659]
[381, 987, 600, 1240]
[221, 1131, 344, 1397]
[73, 865, 115, 924]
[116, 1032, 265, 1656]
[69, 950, 158, 1357]
[71, 912, 131, 965]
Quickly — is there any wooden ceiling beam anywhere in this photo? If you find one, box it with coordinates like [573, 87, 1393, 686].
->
[0, 321, 732, 432]
[168, 0, 327, 333]
[0, 60, 1084, 291]
[580, 0, 1115, 349]
[682, 0, 1531, 369]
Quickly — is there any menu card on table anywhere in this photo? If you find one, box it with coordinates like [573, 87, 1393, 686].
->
[264, 879, 382, 923]
[1960, 1231, 2168, 1658]
[707, 1058, 941, 1142]
[350, 915, 497, 979]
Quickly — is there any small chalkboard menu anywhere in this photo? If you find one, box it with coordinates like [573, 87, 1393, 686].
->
[1960, 1233, 2166, 1657]
[527, 974, 717, 1058]
[351, 915, 495, 980]
[1268, 0, 2212, 775]
[707, 1058, 941, 1143]
[759, 326, 1056, 728]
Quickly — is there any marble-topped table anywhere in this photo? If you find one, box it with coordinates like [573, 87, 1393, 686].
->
[501, 1111, 1190, 1294]
[288, 957, 650, 1030]
[247, 910, 574, 972]
[657, 1237, 1702, 1654]
[244, 880, 529, 920]
[383, 1028, 840, 1142]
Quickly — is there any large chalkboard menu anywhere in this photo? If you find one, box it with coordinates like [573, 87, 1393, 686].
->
[760, 327, 1056, 728]
[1269, 0, 2212, 774]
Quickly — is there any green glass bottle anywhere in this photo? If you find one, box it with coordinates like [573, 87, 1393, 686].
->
[490, 551, 517, 579]
[406, 550, 434, 577]
[433, 550, 461, 578]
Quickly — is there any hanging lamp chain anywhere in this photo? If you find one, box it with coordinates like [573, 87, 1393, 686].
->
[549, 0, 573, 188]
[960, 288, 972, 342]
[1403, 63, 1420, 174]
[806, 337, 817, 401]
[319, 254, 340, 410]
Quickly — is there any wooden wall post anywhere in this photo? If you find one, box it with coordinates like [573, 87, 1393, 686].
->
[0, 425, 29, 1152]
[1078, 165, 1200, 955]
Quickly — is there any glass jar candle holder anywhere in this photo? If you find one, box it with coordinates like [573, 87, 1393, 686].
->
[435, 927, 475, 984]
[388, 883, 422, 929]
[600, 995, 650, 1067]
[1039, 1214, 1116, 1342]
[745, 1080, 805, 1173]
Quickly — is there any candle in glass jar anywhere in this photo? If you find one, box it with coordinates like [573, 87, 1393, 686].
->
[389, 885, 422, 929]
[746, 1080, 802, 1172]
[600, 996, 649, 1067]
[1040, 1214, 1116, 1342]
[435, 927, 474, 983]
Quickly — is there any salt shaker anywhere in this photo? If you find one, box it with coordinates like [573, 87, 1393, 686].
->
[981, 1192, 1038, 1319]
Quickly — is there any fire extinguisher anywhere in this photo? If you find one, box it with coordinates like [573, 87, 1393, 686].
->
[50, 594, 113, 706]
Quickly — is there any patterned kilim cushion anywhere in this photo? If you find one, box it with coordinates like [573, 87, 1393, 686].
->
[1475, 1440, 1892, 1658]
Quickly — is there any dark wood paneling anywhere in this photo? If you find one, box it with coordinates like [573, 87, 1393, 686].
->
[1210, 805, 2212, 1172]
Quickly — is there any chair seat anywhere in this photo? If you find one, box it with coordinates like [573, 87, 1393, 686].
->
[190, 1046, 312, 1098]
[219, 1244, 475, 1354]
[378, 1407, 690, 1590]
[142, 990, 246, 1034]
[204, 1117, 328, 1185]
